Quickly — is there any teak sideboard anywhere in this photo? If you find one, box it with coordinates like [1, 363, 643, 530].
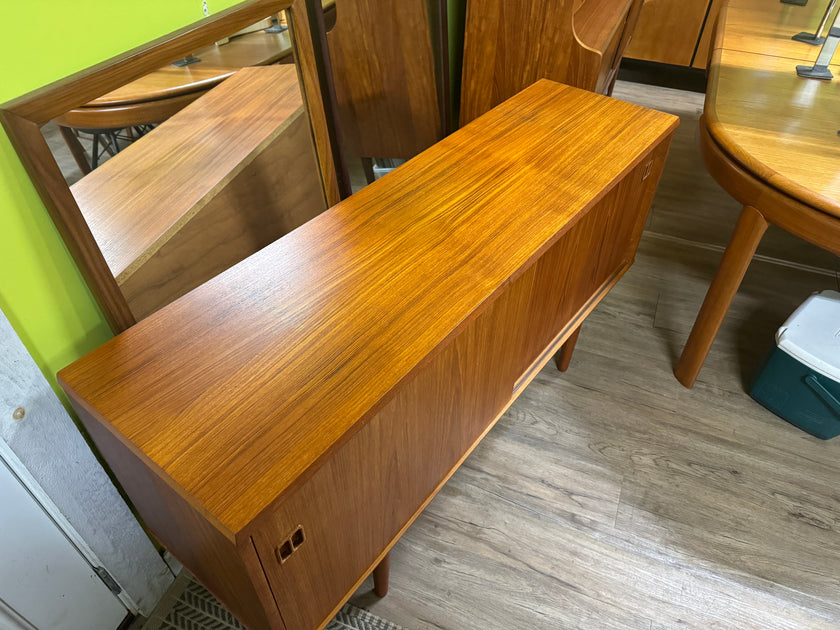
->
[59, 81, 677, 630]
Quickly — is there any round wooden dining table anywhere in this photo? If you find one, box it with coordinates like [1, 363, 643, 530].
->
[56, 28, 293, 173]
[675, 0, 840, 387]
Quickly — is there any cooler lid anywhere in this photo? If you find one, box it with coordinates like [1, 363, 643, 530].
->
[776, 290, 840, 382]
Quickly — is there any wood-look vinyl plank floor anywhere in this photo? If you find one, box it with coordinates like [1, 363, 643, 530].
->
[348, 81, 840, 629]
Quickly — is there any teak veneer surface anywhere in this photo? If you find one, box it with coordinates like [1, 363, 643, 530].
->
[59, 80, 677, 540]
[575, 0, 635, 53]
[625, 0, 711, 66]
[706, 0, 840, 218]
[715, 0, 830, 63]
[326, 0, 443, 159]
[459, 0, 639, 124]
[71, 65, 305, 281]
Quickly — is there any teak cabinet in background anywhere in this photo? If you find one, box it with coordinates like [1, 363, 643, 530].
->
[60, 82, 677, 630]
[625, 0, 724, 68]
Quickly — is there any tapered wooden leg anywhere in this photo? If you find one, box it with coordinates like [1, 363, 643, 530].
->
[373, 553, 390, 597]
[361, 157, 376, 185]
[675, 205, 768, 388]
[59, 126, 92, 175]
[555, 326, 582, 372]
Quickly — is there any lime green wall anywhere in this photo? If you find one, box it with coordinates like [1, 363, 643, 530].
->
[0, 0, 241, 396]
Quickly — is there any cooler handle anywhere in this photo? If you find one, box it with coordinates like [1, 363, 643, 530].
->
[804, 374, 840, 416]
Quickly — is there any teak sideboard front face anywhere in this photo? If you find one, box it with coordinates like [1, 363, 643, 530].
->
[59, 81, 677, 630]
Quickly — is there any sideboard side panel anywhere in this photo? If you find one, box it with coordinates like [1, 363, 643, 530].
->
[71, 404, 282, 630]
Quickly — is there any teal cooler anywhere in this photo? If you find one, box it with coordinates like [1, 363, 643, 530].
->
[750, 290, 840, 440]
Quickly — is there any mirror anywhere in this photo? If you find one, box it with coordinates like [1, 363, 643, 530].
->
[0, 0, 342, 333]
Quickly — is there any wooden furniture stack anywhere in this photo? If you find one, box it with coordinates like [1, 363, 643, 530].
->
[459, 0, 643, 124]
[325, 0, 447, 161]
[625, 0, 724, 68]
[59, 81, 677, 630]
[69, 65, 326, 320]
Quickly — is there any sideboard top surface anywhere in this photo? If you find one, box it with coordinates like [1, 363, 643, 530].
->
[59, 80, 677, 539]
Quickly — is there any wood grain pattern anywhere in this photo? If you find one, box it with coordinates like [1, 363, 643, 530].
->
[459, 0, 639, 125]
[289, 0, 342, 206]
[118, 107, 325, 319]
[625, 0, 711, 65]
[70, 65, 325, 320]
[71, 403, 281, 630]
[60, 80, 676, 535]
[336, 81, 839, 630]
[0, 0, 340, 333]
[692, 0, 724, 69]
[60, 81, 676, 629]
[326, 0, 443, 159]
[0, 111, 135, 331]
[251, 140, 669, 630]
[705, 48, 840, 220]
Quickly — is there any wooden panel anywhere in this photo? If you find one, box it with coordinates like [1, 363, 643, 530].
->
[692, 0, 724, 69]
[511, 143, 670, 385]
[289, 0, 342, 205]
[71, 65, 312, 281]
[71, 403, 281, 630]
[326, 0, 442, 158]
[625, 0, 711, 66]
[120, 108, 325, 319]
[459, 0, 637, 125]
[461, 0, 575, 125]
[251, 284, 518, 629]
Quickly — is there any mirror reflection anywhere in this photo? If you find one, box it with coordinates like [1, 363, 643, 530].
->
[40, 11, 329, 322]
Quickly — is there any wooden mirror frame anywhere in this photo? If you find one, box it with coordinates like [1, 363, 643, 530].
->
[0, 0, 345, 333]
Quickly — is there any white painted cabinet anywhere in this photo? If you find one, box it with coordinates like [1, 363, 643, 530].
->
[0, 458, 127, 629]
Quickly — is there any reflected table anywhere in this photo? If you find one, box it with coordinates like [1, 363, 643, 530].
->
[56, 29, 292, 173]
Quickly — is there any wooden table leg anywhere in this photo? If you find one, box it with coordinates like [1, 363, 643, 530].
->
[361, 157, 376, 185]
[58, 125, 92, 175]
[675, 205, 768, 388]
[555, 325, 582, 372]
[373, 552, 390, 597]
